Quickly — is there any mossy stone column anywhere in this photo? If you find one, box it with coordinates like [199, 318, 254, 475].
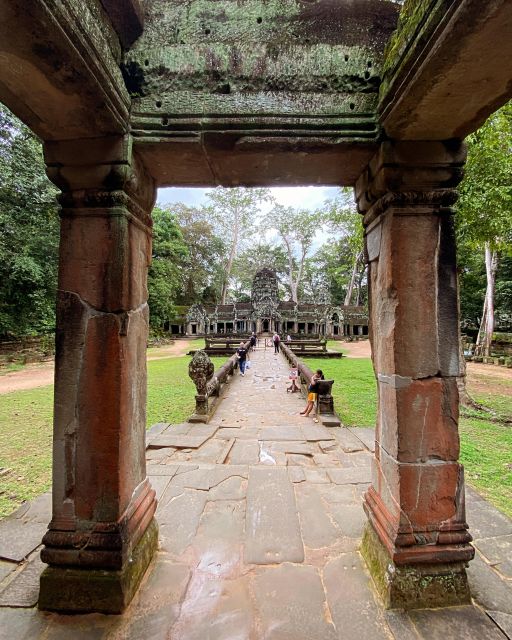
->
[355, 140, 474, 609]
[38, 135, 158, 614]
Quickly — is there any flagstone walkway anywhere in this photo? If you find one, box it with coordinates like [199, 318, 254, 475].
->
[0, 346, 511, 639]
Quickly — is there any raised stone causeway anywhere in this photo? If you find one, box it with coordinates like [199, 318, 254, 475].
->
[0, 346, 511, 638]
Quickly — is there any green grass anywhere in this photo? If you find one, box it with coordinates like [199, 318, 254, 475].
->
[306, 357, 376, 427]
[0, 362, 26, 375]
[0, 353, 233, 517]
[0, 386, 54, 518]
[326, 340, 345, 354]
[1, 352, 511, 520]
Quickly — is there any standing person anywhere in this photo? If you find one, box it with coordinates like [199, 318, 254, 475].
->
[236, 342, 248, 376]
[300, 369, 324, 417]
[250, 332, 257, 352]
[273, 332, 280, 354]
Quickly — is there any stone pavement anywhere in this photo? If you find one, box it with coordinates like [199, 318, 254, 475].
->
[0, 346, 511, 639]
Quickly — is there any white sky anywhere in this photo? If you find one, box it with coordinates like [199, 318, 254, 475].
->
[157, 186, 341, 251]
[157, 186, 340, 210]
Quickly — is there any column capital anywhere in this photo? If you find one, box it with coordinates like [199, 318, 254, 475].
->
[44, 135, 156, 234]
[355, 140, 466, 226]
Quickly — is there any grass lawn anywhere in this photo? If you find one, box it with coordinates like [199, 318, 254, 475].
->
[0, 353, 510, 520]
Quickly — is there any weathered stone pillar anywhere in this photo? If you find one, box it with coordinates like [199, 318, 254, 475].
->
[355, 140, 474, 609]
[39, 135, 158, 614]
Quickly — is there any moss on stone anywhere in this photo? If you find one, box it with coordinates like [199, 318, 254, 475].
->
[361, 522, 472, 610]
[38, 518, 159, 614]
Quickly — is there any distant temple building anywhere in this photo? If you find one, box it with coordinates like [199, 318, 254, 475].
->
[171, 268, 368, 337]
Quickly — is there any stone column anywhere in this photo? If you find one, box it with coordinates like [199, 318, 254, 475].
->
[39, 135, 158, 614]
[355, 140, 473, 609]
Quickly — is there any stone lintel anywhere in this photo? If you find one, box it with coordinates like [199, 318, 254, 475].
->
[0, 0, 129, 141]
[39, 518, 158, 614]
[361, 522, 472, 610]
[379, 0, 512, 139]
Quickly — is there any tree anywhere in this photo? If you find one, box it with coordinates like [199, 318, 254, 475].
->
[231, 243, 289, 300]
[204, 187, 271, 304]
[172, 203, 226, 304]
[320, 188, 366, 306]
[457, 103, 512, 355]
[0, 103, 59, 338]
[147, 206, 189, 330]
[264, 204, 320, 303]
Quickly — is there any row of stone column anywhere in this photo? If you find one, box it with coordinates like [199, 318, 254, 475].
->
[38, 137, 474, 612]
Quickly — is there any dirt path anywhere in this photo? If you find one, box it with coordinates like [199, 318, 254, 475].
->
[0, 339, 196, 395]
[339, 339, 372, 358]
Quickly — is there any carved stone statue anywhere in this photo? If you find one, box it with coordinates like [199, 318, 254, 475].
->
[188, 350, 214, 396]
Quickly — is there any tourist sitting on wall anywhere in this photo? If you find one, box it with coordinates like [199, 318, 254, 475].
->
[286, 334, 292, 342]
[300, 369, 324, 417]
[236, 342, 249, 376]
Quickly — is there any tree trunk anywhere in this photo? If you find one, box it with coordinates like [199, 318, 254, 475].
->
[220, 211, 239, 304]
[475, 244, 498, 357]
[344, 251, 362, 306]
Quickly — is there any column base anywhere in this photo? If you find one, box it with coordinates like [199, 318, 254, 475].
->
[38, 518, 158, 614]
[361, 523, 471, 610]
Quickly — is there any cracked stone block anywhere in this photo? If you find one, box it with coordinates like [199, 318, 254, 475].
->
[245, 467, 304, 564]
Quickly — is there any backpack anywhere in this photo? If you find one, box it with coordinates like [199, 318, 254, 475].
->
[273, 334, 280, 343]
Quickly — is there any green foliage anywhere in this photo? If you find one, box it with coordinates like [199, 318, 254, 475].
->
[314, 188, 366, 305]
[148, 206, 189, 329]
[231, 243, 289, 299]
[0, 104, 59, 337]
[171, 202, 226, 304]
[457, 103, 512, 252]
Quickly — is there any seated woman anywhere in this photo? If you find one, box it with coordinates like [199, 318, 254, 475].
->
[300, 369, 324, 417]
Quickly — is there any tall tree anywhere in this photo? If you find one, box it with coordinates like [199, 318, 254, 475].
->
[0, 104, 59, 337]
[265, 204, 320, 303]
[147, 206, 189, 330]
[172, 203, 225, 304]
[321, 188, 365, 306]
[231, 243, 289, 300]
[204, 187, 271, 304]
[457, 103, 512, 355]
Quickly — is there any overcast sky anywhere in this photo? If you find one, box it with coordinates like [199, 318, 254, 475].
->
[157, 186, 340, 210]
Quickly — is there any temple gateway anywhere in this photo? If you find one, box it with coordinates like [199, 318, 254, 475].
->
[182, 268, 369, 337]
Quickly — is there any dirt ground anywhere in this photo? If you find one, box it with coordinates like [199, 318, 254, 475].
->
[0, 339, 195, 395]
[2, 337, 511, 396]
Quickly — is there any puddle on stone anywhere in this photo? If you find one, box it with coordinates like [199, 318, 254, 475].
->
[259, 443, 276, 465]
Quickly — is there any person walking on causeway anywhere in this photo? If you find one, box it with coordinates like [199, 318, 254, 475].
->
[273, 332, 280, 354]
[236, 342, 249, 376]
[300, 369, 324, 417]
[250, 332, 257, 352]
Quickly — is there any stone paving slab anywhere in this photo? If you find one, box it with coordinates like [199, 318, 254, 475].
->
[467, 499, 512, 539]
[474, 534, 512, 579]
[324, 553, 393, 639]
[0, 553, 44, 607]
[408, 605, 506, 639]
[251, 564, 337, 640]
[487, 611, 512, 639]
[467, 553, 512, 615]
[0, 517, 48, 563]
[245, 466, 304, 564]
[349, 426, 376, 452]
[327, 467, 372, 485]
